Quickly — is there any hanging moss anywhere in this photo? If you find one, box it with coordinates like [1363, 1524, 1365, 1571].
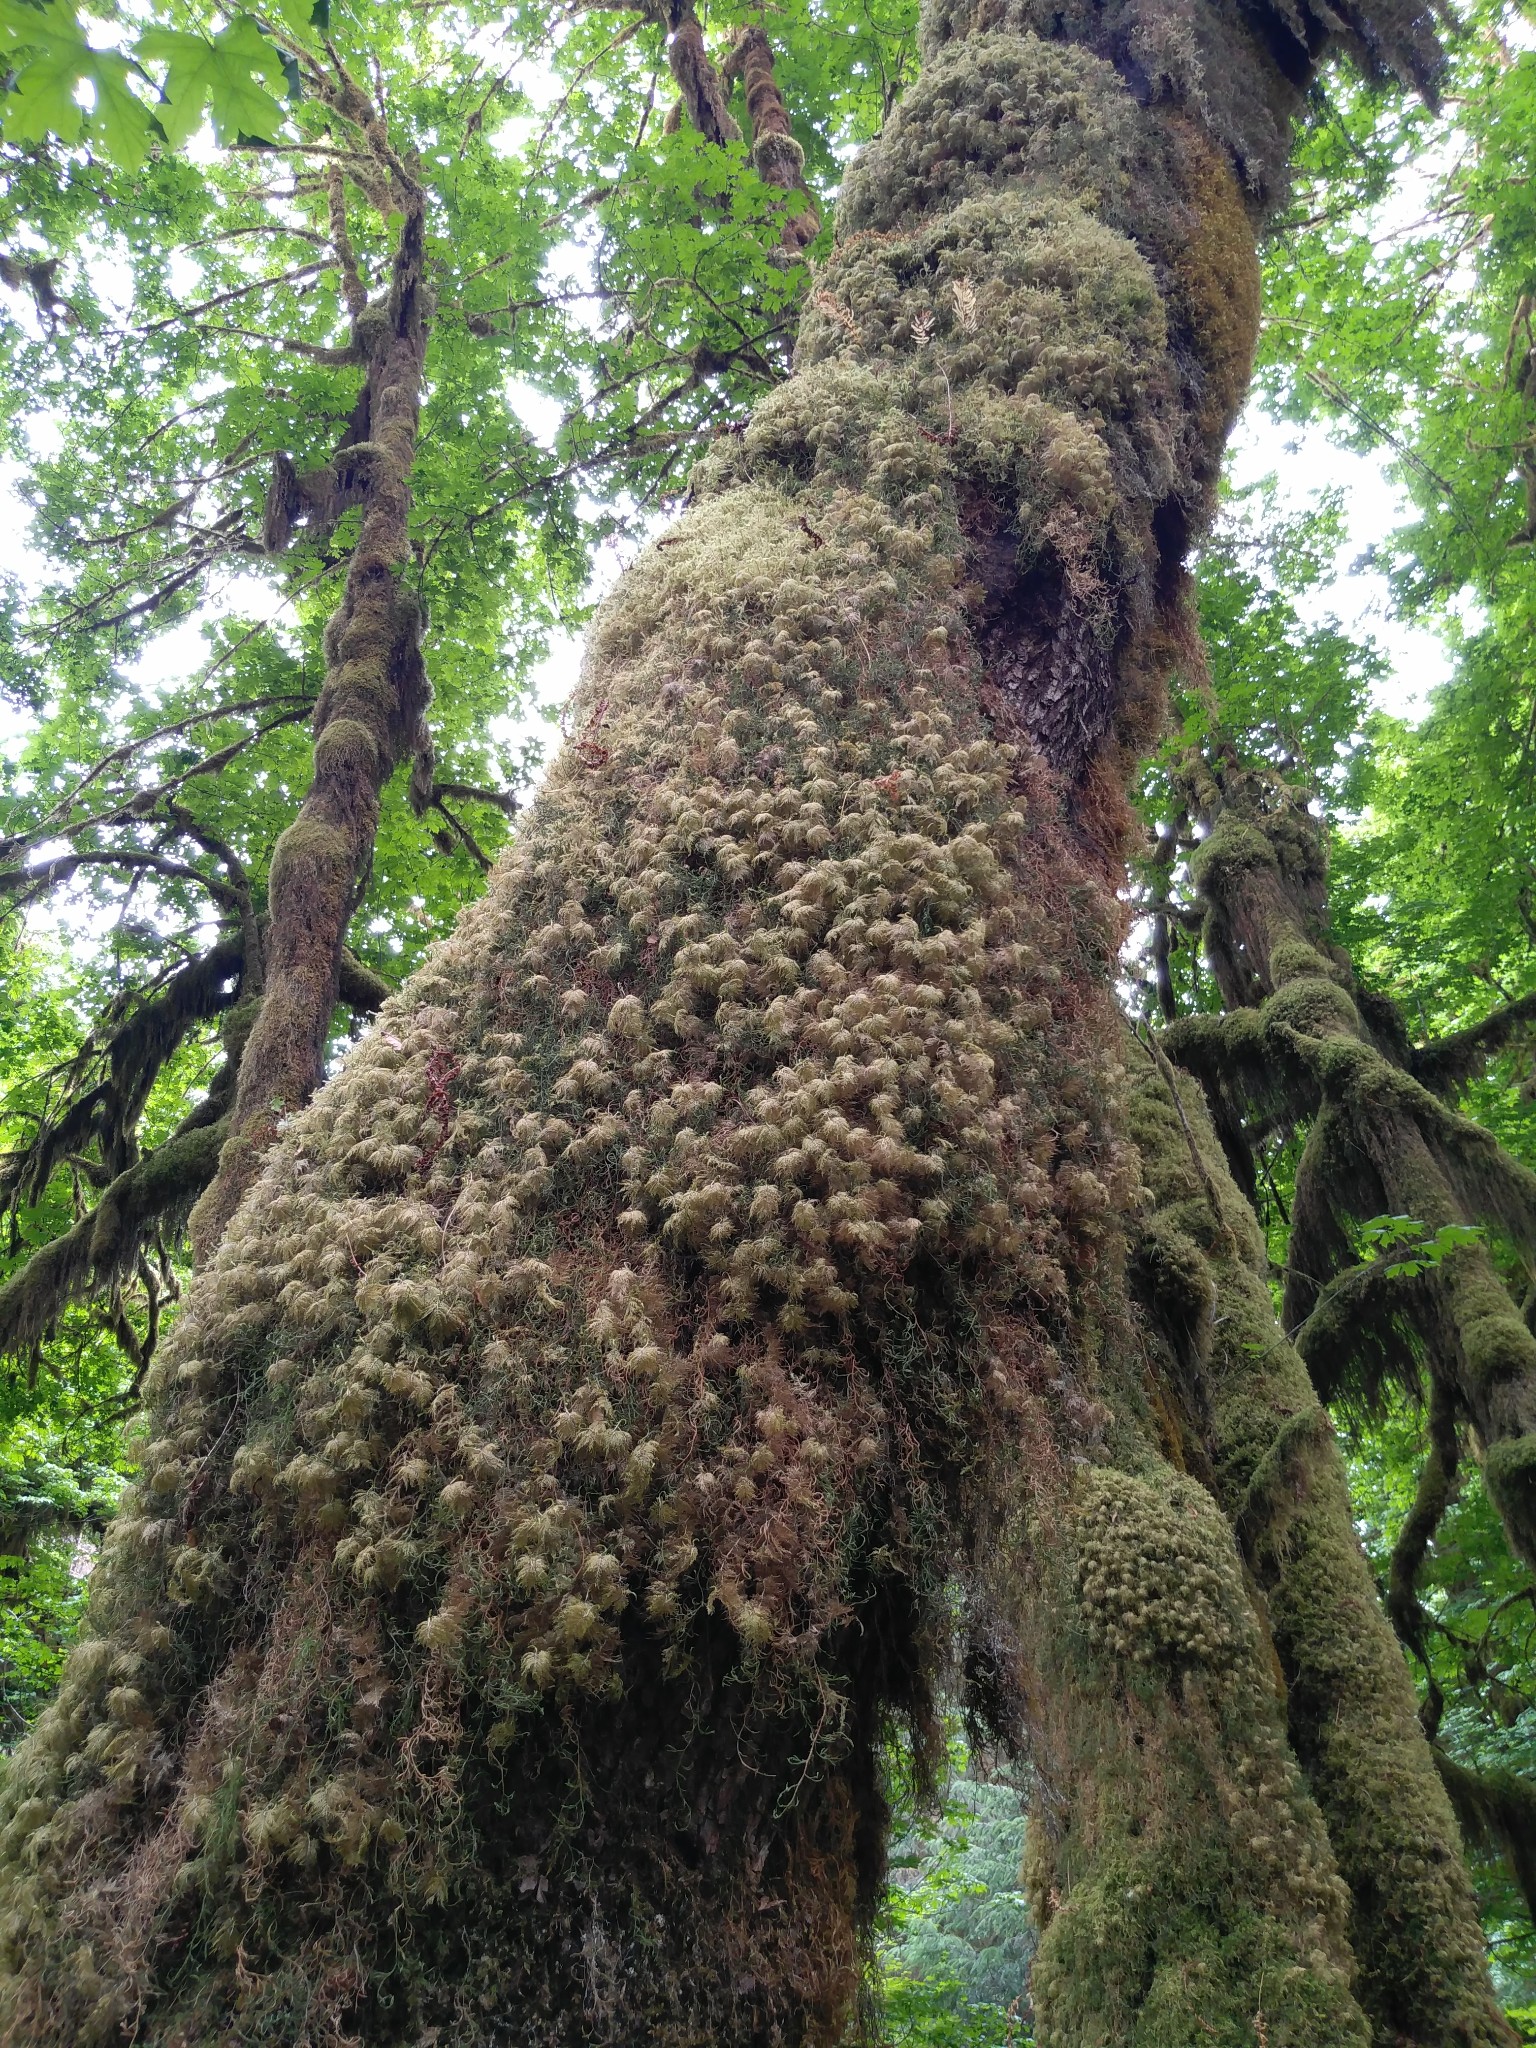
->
[1173, 767, 1536, 1577]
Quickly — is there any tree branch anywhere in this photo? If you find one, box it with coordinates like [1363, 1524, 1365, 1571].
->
[139, 260, 338, 336]
[1433, 1748, 1536, 1927]
[337, 950, 392, 1014]
[1385, 1376, 1459, 1737]
[1412, 988, 1536, 1095]
[0, 1116, 228, 1368]
[0, 848, 246, 917]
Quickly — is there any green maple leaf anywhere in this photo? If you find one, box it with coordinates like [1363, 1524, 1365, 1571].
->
[135, 26, 221, 150]
[0, 0, 90, 146]
[139, 13, 285, 150]
[205, 15, 288, 143]
[0, 1, 154, 163]
[84, 50, 154, 169]
[268, 0, 323, 37]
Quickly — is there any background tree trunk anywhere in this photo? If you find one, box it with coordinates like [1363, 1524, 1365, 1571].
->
[189, 191, 434, 1259]
[0, 0, 1507, 2043]
[1165, 757, 1536, 1572]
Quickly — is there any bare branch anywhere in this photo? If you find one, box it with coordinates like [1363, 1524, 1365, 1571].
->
[0, 693, 312, 855]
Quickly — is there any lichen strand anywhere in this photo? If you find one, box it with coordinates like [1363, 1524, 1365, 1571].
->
[1128, 1052, 1515, 2048]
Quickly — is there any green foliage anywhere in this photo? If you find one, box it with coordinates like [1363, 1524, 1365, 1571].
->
[1, 0, 1535, 2029]
[0, 1412, 123, 1733]
[1359, 1212, 1487, 1277]
[1254, 0, 1536, 1117]
[882, 1770, 1032, 2024]
[879, 1974, 1026, 2048]
[1128, 477, 1384, 1031]
[0, 0, 296, 166]
[1191, 480, 1382, 795]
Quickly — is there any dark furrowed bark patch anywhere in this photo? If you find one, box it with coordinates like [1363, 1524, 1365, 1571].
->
[958, 484, 1119, 781]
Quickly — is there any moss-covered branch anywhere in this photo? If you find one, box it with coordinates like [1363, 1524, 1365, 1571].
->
[1413, 987, 1536, 1096]
[191, 171, 433, 1257]
[722, 26, 820, 258]
[1288, 1248, 1427, 1409]
[1435, 1749, 1536, 1930]
[1168, 765, 1536, 1572]
[658, 0, 741, 147]
[0, 1114, 227, 1366]
[336, 949, 392, 1016]
[0, 936, 389, 1372]
[3, 939, 245, 1211]
[1385, 1377, 1459, 1738]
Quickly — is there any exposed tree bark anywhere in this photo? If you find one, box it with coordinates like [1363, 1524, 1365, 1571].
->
[0, 1, 1507, 2045]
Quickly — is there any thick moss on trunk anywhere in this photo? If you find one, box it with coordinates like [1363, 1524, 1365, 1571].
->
[987, 1427, 1376, 2046]
[0, 0, 1501, 2044]
[1128, 1049, 1511, 2046]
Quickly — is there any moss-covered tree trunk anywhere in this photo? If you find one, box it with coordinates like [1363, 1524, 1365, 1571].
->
[0, 2, 1512, 2045]
[189, 184, 434, 1258]
[1166, 756, 1536, 1573]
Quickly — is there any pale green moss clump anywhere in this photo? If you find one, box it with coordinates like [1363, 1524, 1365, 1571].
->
[1073, 1466, 1247, 1668]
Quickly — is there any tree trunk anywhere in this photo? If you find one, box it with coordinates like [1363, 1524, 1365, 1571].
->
[188, 190, 433, 1260]
[1166, 756, 1536, 1574]
[1128, 1039, 1504, 2044]
[0, 2, 1508, 2045]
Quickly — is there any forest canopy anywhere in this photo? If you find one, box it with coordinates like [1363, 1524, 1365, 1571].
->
[0, 0, 1534, 2041]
